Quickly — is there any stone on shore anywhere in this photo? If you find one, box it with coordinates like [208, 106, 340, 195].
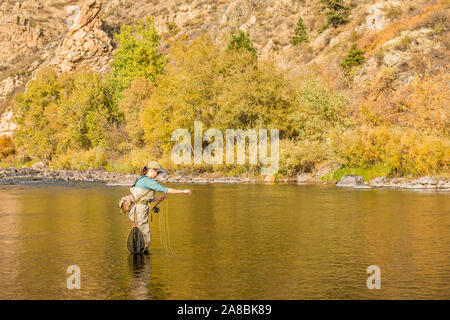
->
[369, 176, 387, 187]
[106, 175, 138, 186]
[297, 173, 318, 184]
[369, 176, 449, 190]
[336, 175, 364, 187]
[411, 176, 438, 185]
[31, 161, 46, 169]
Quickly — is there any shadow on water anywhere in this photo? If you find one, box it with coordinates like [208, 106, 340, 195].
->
[128, 253, 149, 275]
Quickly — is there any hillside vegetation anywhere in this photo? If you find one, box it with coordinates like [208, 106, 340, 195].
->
[1, 0, 449, 180]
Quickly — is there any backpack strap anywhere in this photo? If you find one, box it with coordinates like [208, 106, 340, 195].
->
[134, 189, 153, 203]
[131, 176, 153, 204]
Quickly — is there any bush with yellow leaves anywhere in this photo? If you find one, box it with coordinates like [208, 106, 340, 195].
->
[331, 126, 449, 177]
[0, 136, 15, 159]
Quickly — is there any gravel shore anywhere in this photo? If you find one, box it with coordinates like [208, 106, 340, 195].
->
[0, 167, 449, 190]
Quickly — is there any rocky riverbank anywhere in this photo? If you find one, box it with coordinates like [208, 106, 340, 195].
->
[0, 167, 259, 185]
[0, 167, 123, 184]
[0, 167, 449, 190]
[336, 174, 450, 190]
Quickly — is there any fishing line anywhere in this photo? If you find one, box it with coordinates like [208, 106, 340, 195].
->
[152, 147, 199, 255]
[159, 206, 165, 252]
[158, 161, 198, 255]
[157, 200, 173, 255]
[154, 195, 171, 255]
[159, 214, 166, 253]
[162, 200, 173, 255]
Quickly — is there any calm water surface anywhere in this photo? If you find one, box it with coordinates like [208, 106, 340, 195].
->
[0, 183, 449, 299]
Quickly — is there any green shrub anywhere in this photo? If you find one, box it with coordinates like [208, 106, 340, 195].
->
[227, 30, 257, 56]
[110, 18, 166, 93]
[105, 147, 176, 174]
[106, 147, 158, 173]
[318, 23, 329, 34]
[341, 44, 365, 70]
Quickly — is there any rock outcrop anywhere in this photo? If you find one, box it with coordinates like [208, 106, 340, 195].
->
[0, 1, 45, 104]
[0, 75, 25, 104]
[0, 1, 43, 68]
[0, 110, 17, 138]
[46, 0, 112, 74]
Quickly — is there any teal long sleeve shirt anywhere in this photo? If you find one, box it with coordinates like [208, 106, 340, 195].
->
[134, 176, 168, 194]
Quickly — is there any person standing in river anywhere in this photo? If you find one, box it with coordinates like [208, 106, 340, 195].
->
[129, 161, 191, 253]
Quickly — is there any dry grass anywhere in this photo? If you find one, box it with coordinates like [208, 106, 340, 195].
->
[360, 73, 449, 137]
[358, 1, 446, 55]
[0, 50, 42, 82]
[384, 5, 403, 20]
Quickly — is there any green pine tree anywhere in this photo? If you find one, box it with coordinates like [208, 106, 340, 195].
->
[227, 30, 257, 56]
[320, 0, 350, 30]
[341, 44, 365, 70]
[291, 17, 308, 46]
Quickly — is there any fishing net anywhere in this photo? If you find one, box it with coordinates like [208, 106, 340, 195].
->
[127, 226, 146, 254]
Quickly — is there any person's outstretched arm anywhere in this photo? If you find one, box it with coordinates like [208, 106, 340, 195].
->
[167, 188, 191, 195]
[142, 178, 192, 195]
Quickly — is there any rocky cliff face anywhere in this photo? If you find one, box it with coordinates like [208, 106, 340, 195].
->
[45, 0, 112, 74]
[0, 0, 448, 137]
[0, 0, 113, 136]
[0, 1, 43, 69]
[0, 0, 112, 100]
[0, 1, 43, 108]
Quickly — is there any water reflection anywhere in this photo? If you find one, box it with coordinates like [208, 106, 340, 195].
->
[0, 183, 448, 299]
[127, 254, 151, 300]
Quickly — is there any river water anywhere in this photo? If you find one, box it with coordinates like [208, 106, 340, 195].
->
[0, 182, 449, 299]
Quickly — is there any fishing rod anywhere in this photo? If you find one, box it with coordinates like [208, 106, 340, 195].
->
[150, 160, 196, 219]
[151, 148, 198, 214]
